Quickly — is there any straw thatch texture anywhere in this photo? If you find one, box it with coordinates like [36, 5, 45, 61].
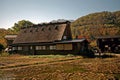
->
[13, 23, 67, 44]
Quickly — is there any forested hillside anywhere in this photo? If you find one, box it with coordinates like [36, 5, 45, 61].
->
[71, 11, 120, 41]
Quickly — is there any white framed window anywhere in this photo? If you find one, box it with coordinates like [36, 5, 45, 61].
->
[42, 46, 46, 50]
[12, 47, 17, 50]
[63, 36, 67, 40]
[36, 46, 42, 50]
[18, 46, 22, 50]
[105, 45, 108, 48]
[50, 45, 56, 50]
[30, 46, 33, 50]
[118, 45, 120, 47]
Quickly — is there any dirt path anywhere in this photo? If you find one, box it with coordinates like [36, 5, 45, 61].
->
[0, 57, 82, 71]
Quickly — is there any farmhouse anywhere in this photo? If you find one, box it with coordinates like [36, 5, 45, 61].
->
[96, 36, 120, 53]
[7, 21, 90, 56]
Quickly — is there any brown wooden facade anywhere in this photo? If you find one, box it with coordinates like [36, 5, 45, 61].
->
[8, 21, 92, 56]
[11, 39, 88, 55]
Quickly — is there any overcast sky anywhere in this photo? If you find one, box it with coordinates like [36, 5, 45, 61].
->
[0, 0, 120, 29]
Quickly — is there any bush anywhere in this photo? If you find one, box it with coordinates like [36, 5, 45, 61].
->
[0, 52, 9, 57]
[0, 43, 4, 53]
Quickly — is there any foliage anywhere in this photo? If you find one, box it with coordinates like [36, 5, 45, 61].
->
[0, 28, 11, 47]
[0, 20, 34, 47]
[0, 43, 4, 52]
[0, 52, 9, 57]
[8, 20, 33, 33]
[71, 11, 120, 41]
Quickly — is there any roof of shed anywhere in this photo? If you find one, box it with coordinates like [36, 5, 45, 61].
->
[5, 34, 17, 40]
[54, 38, 86, 44]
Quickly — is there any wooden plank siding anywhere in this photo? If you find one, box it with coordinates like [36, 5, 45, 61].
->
[56, 44, 72, 50]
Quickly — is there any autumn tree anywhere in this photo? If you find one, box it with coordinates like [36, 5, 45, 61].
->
[9, 20, 33, 33]
[71, 11, 120, 39]
[0, 43, 4, 53]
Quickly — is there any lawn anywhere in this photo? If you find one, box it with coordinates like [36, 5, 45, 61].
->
[0, 54, 120, 80]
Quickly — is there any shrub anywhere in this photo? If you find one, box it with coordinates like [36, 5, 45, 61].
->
[0, 43, 4, 53]
[0, 52, 9, 57]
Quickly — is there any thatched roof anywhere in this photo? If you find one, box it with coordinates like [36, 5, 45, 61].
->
[5, 34, 17, 40]
[13, 21, 71, 44]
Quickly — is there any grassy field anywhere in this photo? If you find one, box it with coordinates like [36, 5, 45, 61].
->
[0, 53, 120, 80]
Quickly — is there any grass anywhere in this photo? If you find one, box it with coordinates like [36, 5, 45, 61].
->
[28, 54, 76, 58]
[63, 66, 87, 73]
[0, 54, 83, 69]
[0, 54, 120, 80]
[114, 74, 120, 80]
[0, 52, 9, 57]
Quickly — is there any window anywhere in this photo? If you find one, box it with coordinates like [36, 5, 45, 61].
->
[50, 45, 56, 50]
[18, 46, 22, 50]
[63, 36, 67, 40]
[108, 47, 111, 50]
[36, 46, 42, 50]
[12, 47, 17, 50]
[42, 46, 46, 50]
[36, 46, 46, 50]
[118, 45, 120, 47]
[30, 46, 33, 50]
[105, 45, 108, 47]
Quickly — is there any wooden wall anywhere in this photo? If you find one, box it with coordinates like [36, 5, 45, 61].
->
[56, 44, 72, 50]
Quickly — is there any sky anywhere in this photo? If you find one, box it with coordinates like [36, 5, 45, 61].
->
[0, 0, 120, 29]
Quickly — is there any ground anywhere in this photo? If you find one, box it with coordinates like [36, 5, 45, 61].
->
[0, 54, 120, 80]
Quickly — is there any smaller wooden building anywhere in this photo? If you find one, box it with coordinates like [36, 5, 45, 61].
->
[4, 34, 17, 52]
[96, 36, 120, 53]
[5, 34, 17, 46]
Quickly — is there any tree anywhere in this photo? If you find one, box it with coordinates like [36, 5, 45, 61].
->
[0, 43, 4, 52]
[9, 20, 34, 33]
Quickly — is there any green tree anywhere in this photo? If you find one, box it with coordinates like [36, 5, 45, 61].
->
[9, 20, 33, 33]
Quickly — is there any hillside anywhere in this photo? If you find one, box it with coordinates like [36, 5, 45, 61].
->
[71, 11, 120, 40]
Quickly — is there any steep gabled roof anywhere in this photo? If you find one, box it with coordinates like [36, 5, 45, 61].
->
[13, 21, 70, 44]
